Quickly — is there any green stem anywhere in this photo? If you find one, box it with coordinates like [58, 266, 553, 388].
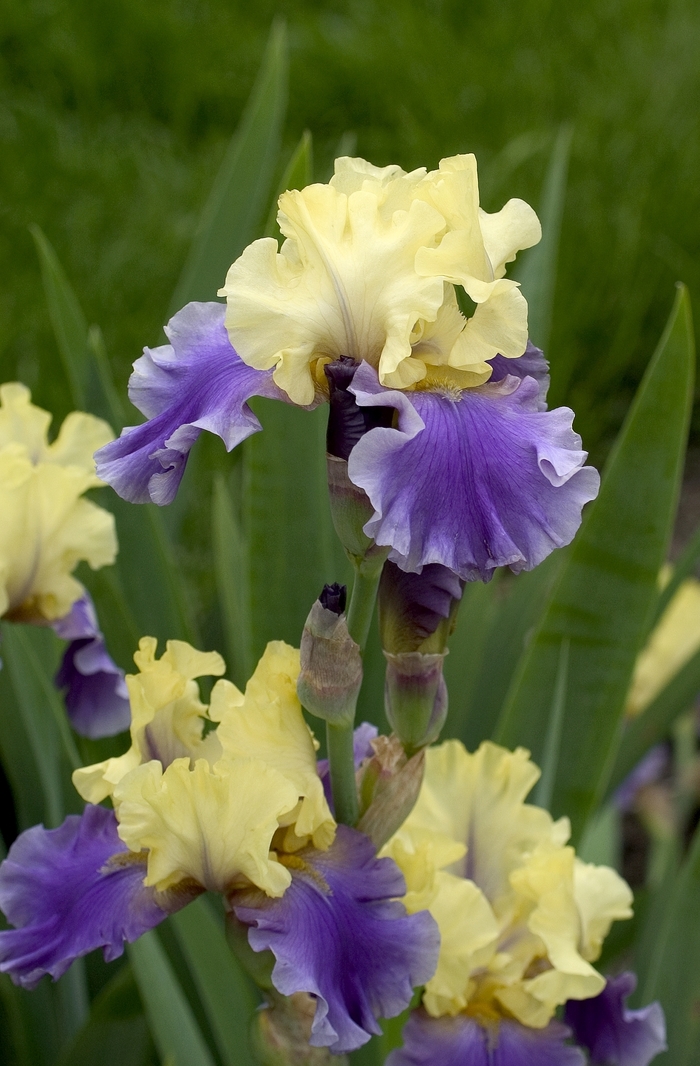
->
[346, 565, 383, 651]
[326, 721, 358, 826]
[325, 557, 384, 826]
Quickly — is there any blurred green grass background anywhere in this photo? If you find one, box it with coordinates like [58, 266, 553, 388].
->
[0, 0, 698, 458]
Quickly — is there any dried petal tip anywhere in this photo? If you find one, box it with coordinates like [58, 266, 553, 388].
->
[253, 991, 345, 1066]
[319, 583, 347, 616]
[297, 596, 362, 725]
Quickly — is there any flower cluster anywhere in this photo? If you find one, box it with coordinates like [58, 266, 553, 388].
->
[0, 149, 670, 1066]
[0, 639, 438, 1054]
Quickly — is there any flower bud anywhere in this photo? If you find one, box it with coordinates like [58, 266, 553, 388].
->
[378, 561, 463, 655]
[325, 358, 393, 573]
[297, 585, 362, 726]
[384, 651, 448, 753]
[356, 734, 425, 848]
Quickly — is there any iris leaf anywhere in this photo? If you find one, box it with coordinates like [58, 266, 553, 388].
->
[29, 225, 91, 412]
[170, 19, 288, 312]
[128, 932, 217, 1066]
[243, 399, 350, 660]
[512, 124, 572, 357]
[58, 963, 155, 1066]
[171, 898, 259, 1066]
[211, 473, 253, 688]
[264, 129, 314, 238]
[640, 821, 700, 1064]
[605, 645, 700, 799]
[496, 285, 695, 842]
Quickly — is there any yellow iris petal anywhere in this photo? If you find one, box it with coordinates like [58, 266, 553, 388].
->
[220, 153, 539, 401]
[212, 641, 336, 850]
[114, 757, 298, 897]
[0, 383, 116, 622]
[73, 637, 225, 804]
[387, 739, 632, 1028]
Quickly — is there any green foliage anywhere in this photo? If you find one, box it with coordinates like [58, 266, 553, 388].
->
[497, 286, 695, 842]
[1, 5, 699, 1064]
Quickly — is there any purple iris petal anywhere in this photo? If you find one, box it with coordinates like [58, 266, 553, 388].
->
[95, 302, 289, 505]
[53, 593, 130, 739]
[489, 341, 550, 409]
[234, 824, 439, 1054]
[317, 722, 378, 806]
[348, 362, 600, 580]
[0, 805, 191, 988]
[565, 972, 667, 1066]
[387, 1010, 585, 1066]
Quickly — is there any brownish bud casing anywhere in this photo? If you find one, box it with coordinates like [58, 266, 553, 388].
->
[297, 600, 363, 725]
[356, 734, 425, 848]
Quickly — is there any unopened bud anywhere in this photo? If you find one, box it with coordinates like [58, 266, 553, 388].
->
[356, 734, 425, 848]
[384, 650, 448, 753]
[379, 561, 463, 655]
[297, 587, 362, 726]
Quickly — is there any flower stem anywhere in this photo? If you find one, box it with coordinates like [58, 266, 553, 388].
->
[325, 559, 384, 826]
[326, 721, 359, 826]
[346, 564, 383, 651]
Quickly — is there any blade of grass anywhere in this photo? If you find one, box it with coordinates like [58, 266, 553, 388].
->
[533, 638, 569, 810]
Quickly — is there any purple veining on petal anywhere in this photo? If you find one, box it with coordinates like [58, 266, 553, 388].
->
[234, 825, 439, 1054]
[387, 1010, 585, 1066]
[0, 805, 193, 988]
[53, 593, 130, 739]
[348, 362, 600, 581]
[565, 972, 667, 1066]
[317, 722, 378, 806]
[612, 746, 670, 813]
[95, 302, 291, 505]
[489, 340, 550, 410]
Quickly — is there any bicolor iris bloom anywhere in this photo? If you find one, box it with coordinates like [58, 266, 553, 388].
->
[0, 638, 438, 1054]
[0, 382, 117, 623]
[96, 155, 598, 581]
[382, 740, 665, 1065]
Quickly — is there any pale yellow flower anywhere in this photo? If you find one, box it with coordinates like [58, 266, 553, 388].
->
[219, 155, 540, 404]
[627, 571, 700, 717]
[383, 740, 632, 1027]
[0, 382, 116, 622]
[75, 638, 337, 902]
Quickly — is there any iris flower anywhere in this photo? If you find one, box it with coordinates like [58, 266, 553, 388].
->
[381, 740, 666, 1065]
[0, 382, 127, 736]
[0, 638, 438, 1054]
[96, 155, 598, 581]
